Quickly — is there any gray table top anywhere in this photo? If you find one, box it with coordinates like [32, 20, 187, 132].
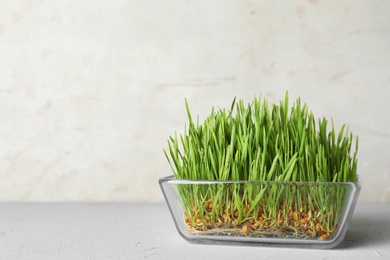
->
[0, 202, 389, 259]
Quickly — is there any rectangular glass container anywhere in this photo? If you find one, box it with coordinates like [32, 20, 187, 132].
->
[159, 175, 361, 249]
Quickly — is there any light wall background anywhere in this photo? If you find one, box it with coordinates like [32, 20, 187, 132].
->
[0, 1, 389, 202]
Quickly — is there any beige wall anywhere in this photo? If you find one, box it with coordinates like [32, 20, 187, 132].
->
[0, 1, 389, 202]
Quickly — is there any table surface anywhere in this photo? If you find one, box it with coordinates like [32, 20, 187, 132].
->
[0, 202, 389, 259]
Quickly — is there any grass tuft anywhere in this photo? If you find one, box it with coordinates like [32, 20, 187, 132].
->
[165, 92, 358, 239]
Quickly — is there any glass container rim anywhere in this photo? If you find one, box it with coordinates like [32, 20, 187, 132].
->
[159, 175, 361, 186]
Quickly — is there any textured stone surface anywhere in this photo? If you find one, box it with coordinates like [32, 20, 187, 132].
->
[0, 1, 389, 201]
[0, 203, 389, 259]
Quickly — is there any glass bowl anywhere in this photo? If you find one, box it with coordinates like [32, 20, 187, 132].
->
[159, 175, 361, 249]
